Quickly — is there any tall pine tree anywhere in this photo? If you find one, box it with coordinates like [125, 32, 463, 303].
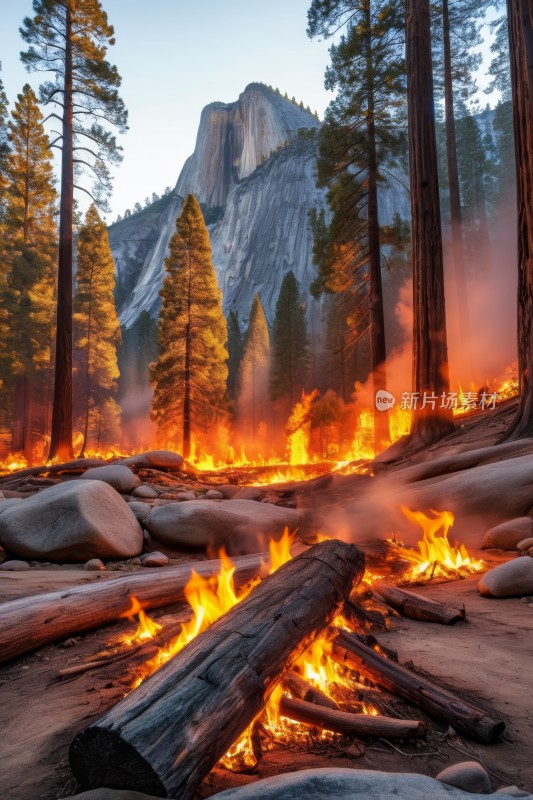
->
[227, 310, 243, 403]
[270, 271, 309, 407]
[73, 204, 121, 455]
[237, 294, 270, 447]
[21, 0, 127, 460]
[151, 195, 227, 458]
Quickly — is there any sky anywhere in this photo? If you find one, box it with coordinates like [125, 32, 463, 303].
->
[0, 0, 501, 221]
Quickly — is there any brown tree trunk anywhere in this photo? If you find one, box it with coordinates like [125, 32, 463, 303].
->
[12, 376, 33, 463]
[183, 267, 192, 459]
[365, 0, 389, 451]
[443, 0, 470, 338]
[79, 261, 95, 458]
[69, 540, 364, 798]
[406, 0, 455, 445]
[48, 1, 73, 461]
[504, 0, 533, 439]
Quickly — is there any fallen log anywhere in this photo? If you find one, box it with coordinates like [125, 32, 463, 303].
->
[69, 539, 365, 799]
[0, 553, 265, 664]
[0, 457, 107, 485]
[373, 583, 466, 625]
[279, 696, 426, 739]
[282, 671, 339, 709]
[332, 629, 505, 743]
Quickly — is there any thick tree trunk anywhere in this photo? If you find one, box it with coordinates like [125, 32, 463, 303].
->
[49, 1, 74, 461]
[443, 0, 470, 337]
[12, 376, 33, 463]
[504, 0, 533, 439]
[406, 0, 455, 445]
[182, 271, 192, 459]
[69, 540, 364, 798]
[332, 629, 505, 743]
[0, 553, 265, 664]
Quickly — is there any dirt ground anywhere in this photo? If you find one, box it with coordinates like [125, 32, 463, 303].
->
[1, 556, 532, 800]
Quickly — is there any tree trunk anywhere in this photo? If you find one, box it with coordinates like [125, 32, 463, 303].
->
[12, 376, 33, 463]
[373, 582, 465, 624]
[182, 269, 192, 459]
[406, 0, 454, 445]
[69, 540, 365, 798]
[79, 261, 95, 458]
[0, 553, 265, 664]
[48, 1, 74, 461]
[332, 629, 505, 743]
[365, 0, 389, 451]
[443, 0, 470, 338]
[503, 0, 533, 439]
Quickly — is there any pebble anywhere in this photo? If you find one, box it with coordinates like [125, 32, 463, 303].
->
[177, 491, 196, 501]
[84, 558, 106, 571]
[140, 551, 169, 568]
[495, 788, 532, 797]
[203, 489, 224, 500]
[132, 484, 159, 499]
[0, 560, 30, 571]
[435, 761, 491, 794]
[517, 537, 533, 551]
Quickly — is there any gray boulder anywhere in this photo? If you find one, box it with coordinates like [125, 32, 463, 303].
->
[132, 484, 158, 499]
[177, 491, 196, 501]
[517, 537, 533, 551]
[0, 498, 24, 515]
[0, 560, 30, 571]
[436, 761, 491, 794]
[209, 768, 526, 800]
[482, 518, 533, 550]
[81, 464, 136, 494]
[145, 498, 300, 552]
[478, 556, 533, 597]
[0, 479, 143, 561]
[128, 500, 151, 525]
[203, 489, 224, 500]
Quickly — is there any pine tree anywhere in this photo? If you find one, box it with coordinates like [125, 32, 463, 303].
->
[73, 204, 121, 454]
[21, 0, 128, 460]
[1, 85, 57, 461]
[0, 63, 9, 213]
[151, 195, 228, 458]
[227, 310, 243, 403]
[237, 295, 270, 445]
[308, 0, 406, 449]
[270, 271, 309, 407]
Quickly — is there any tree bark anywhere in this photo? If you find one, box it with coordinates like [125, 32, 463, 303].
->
[443, 0, 471, 337]
[69, 540, 365, 798]
[0, 553, 265, 664]
[49, 0, 74, 461]
[504, 0, 533, 439]
[182, 266, 192, 459]
[332, 629, 505, 743]
[406, 0, 455, 445]
[12, 376, 33, 463]
[373, 582, 465, 624]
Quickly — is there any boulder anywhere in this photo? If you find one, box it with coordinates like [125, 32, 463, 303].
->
[0, 498, 24, 515]
[128, 501, 151, 525]
[436, 761, 491, 794]
[65, 791, 164, 800]
[132, 484, 159, 499]
[119, 450, 183, 470]
[482, 518, 533, 550]
[517, 537, 533, 551]
[0, 490, 4, 499]
[81, 465, 136, 494]
[208, 768, 526, 800]
[235, 486, 264, 501]
[0, 479, 143, 561]
[216, 484, 241, 499]
[145, 498, 300, 553]
[84, 558, 105, 571]
[177, 491, 197, 501]
[203, 489, 224, 500]
[495, 789, 532, 797]
[140, 551, 169, 567]
[0, 560, 30, 571]
[478, 556, 533, 597]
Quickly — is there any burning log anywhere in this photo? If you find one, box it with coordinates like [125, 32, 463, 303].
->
[0, 553, 265, 664]
[282, 671, 339, 709]
[373, 583, 466, 625]
[0, 457, 107, 485]
[332, 629, 505, 743]
[69, 540, 364, 799]
[279, 696, 426, 739]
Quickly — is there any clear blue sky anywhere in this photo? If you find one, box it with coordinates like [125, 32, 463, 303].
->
[0, 0, 499, 221]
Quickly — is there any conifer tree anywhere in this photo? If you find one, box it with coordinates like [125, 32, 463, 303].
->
[73, 204, 121, 455]
[237, 295, 270, 444]
[1, 85, 57, 461]
[0, 63, 9, 212]
[151, 195, 228, 458]
[227, 310, 243, 403]
[270, 271, 309, 407]
[21, 0, 127, 460]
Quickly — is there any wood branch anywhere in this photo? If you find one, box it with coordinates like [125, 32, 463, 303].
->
[282, 671, 339, 709]
[0, 553, 265, 664]
[69, 540, 365, 799]
[0, 458, 107, 485]
[57, 644, 159, 679]
[279, 696, 426, 739]
[373, 583, 466, 625]
[332, 629, 505, 743]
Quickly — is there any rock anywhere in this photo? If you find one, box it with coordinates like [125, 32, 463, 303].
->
[478, 557, 533, 597]
[132, 484, 159, 499]
[216, 484, 241, 499]
[234, 486, 264, 501]
[203, 489, 224, 500]
[0, 490, 4, 499]
[177, 491, 197, 501]
[208, 768, 525, 800]
[65, 790, 165, 800]
[140, 551, 169, 567]
[0, 498, 24, 515]
[128, 501, 151, 525]
[436, 761, 491, 794]
[81, 464, 136, 494]
[84, 558, 105, 571]
[529, 547, 533, 557]
[0, 560, 30, 571]
[495, 788, 532, 797]
[517, 537, 533, 551]
[0, 479, 143, 561]
[145, 498, 300, 552]
[119, 450, 183, 470]
[482, 518, 533, 550]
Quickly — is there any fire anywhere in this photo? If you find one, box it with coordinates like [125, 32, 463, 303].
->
[286, 390, 318, 466]
[391, 506, 484, 582]
[0, 452, 28, 475]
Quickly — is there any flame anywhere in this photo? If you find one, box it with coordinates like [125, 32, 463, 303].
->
[286, 390, 318, 466]
[0, 452, 29, 475]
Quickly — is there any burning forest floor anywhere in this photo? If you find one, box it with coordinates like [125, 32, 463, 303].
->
[1, 398, 533, 799]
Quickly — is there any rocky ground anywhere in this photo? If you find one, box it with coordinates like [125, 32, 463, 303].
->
[1, 402, 533, 799]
